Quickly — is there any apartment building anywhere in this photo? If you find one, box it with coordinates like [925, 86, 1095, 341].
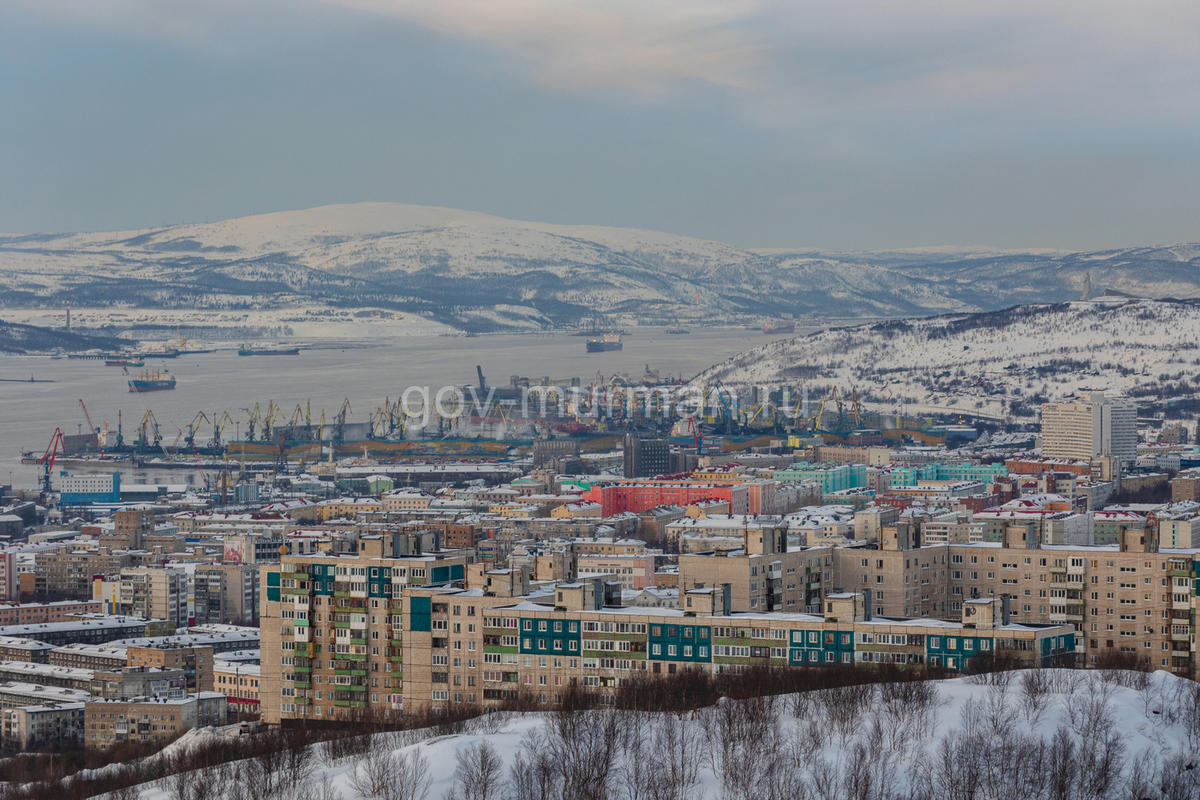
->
[194, 563, 259, 626]
[1041, 393, 1137, 464]
[397, 580, 1073, 714]
[127, 644, 214, 692]
[0, 637, 52, 664]
[831, 523, 952, 619]
[0, 616, 168, 647]
[84, 693, 227, 749]
[118, 567, 188, 628]
[0, 661, 94, 691]
[821, 517, 1200, 676]
[213, 660, 260, 715]
[90, 665, 187, 699]
[0, 600, 101, 626]
[33, 549, 138, 598]
[258, 549, 470, 724]
[677, 524, 828, 614]
[1, 702, 84, 749]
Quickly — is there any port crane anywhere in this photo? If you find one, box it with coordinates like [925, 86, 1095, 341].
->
[242, 403, 261, 441]
[135, 410, 163, 453]
[211, 411, 233, 449]
[77, 399, 99, 451]
[333, 398, 352, 444]
[38, 427, 65, 493]
[185, 411, 211, 450]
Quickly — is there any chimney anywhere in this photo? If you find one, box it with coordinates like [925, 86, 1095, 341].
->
[1000, 595, 1011, 626]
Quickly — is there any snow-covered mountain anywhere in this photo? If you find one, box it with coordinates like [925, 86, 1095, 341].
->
[2, 202, 1200, 331]
[694, 298, 1200, 421]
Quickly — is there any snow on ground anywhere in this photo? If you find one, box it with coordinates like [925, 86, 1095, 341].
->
[696, 299, 1200, 420]
[120, 669, 1199, 800]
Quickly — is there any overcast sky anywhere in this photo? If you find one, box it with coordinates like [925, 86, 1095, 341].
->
[2, 1, 1199, 249]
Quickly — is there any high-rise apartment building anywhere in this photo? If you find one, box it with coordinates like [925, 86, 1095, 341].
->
[258, 547, 471, 724]
[1041, 392, 1136, 465]
[194, 563, 259, 626]
[119, 567, 188, 628]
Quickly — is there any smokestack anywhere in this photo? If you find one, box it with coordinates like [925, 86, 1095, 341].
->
[1001, 596, 1011, 626]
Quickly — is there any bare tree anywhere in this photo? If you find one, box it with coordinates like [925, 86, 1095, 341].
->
[448, 741, 505, 800]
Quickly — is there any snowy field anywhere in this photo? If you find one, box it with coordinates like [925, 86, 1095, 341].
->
[108, 669, 1200, 800]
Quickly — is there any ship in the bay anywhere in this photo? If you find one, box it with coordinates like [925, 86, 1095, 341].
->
[238, 344, 301, 356]
[762, 321, 796, 334]
[586, 332, 623, 352]
[127, 368, 176, 392]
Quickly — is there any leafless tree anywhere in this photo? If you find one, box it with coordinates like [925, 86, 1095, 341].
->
[295, 774, 342, 800]
[1020, 668, 1052, 725]
[448, 741, 505, 800]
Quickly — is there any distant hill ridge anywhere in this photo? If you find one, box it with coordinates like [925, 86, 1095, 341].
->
[1, 202, 1198, 331]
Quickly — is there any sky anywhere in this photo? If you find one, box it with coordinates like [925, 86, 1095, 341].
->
[2, 1, 1199, 250]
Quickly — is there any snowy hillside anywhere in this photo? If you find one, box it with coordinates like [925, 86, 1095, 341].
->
[695, 299, 1200, 420]
[2, 203, 1200, 331]
[121, 669, 1200, 800]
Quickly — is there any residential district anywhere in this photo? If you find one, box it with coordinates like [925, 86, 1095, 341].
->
[2, 391, 1200, 751]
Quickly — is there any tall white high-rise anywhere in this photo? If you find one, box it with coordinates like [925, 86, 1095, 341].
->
[1040, 392, 1136, 465]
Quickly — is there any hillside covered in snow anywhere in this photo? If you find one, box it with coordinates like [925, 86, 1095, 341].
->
[103, 669, 1200, 800]
[2, 203, 1200, 331]
[694, 298, 1200, 421]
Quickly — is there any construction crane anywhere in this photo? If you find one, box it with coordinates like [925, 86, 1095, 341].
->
[850, 386, 863, 427]
[38, 428, 65, 493]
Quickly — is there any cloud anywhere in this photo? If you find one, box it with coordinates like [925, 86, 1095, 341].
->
[322, 0, 770, 95]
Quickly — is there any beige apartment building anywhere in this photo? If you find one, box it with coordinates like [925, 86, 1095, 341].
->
[84, 693, 227, 749]
[677, 524, 828, 614]
[823, 517, 1199, 675]
[396, 576, 1072, 714]
[118, 567, 187, 627]
[258, 548, 470, 724]
[1041, 393, 1136, 464]
[127, 644, 215, 693]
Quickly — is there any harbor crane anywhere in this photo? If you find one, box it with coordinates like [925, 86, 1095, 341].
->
[135, 410, 163, 453]
[211, 411, 233, 449]
[77, 399, 99, 450]
[333, 398, 352, 444]
[185, 411, 211, 450]
[38, 427, 65, 493]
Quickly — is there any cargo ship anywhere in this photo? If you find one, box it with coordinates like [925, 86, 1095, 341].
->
[762, 321, 796, 334]
[127, 368, 176, 392]
[586, 333, 623, 352]
[238, 344, 301, 356]
[105, 356, 144, 367]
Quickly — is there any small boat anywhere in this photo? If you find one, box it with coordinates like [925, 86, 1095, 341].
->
[666, 328, 690, 335]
